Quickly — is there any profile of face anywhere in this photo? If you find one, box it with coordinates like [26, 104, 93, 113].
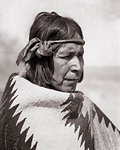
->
[51, 36, 84, 92]
[25, 12, 85, 92]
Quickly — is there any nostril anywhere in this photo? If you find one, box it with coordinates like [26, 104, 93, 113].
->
[71, 63, 81, 71]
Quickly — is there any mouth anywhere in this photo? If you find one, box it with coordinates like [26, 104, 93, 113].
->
[65, 79, 77, 81]
[64, 78, 79, 81]
[64, 78, 78, 83]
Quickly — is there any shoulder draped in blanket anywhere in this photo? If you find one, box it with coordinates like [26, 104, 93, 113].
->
[0, 73, 120, 150]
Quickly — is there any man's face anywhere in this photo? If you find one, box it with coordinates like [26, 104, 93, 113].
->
[51, 39, 84, 92]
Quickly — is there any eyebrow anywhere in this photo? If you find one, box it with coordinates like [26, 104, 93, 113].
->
[58, 50, 84, 57]
[58, 49, 76, 55]
[59, 46, 84, 55]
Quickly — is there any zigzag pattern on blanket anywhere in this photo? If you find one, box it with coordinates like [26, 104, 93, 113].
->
[61, 93, 95, 150]
[0, 74, 76, 150]
[0, 73, 38, 150]
[60, 90, 120, 150]
[0, 73, 120, 150]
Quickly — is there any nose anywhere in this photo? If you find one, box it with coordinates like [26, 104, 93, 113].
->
[70, 56, 82, 72]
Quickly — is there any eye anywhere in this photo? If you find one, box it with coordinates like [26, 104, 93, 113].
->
[64, 55, 73, 59]
[60, 54, 73, 60]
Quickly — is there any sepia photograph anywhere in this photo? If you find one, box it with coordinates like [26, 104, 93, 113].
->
[0, 0, 120, 149]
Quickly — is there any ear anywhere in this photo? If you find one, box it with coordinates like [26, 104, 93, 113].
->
[79, 70, 84, 83]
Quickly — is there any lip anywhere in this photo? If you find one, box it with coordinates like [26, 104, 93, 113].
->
[64, 78, 78, 81]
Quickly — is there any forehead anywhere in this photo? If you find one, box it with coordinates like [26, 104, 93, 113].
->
[56, 43, 84, 54]
[57, 33, 84, 53]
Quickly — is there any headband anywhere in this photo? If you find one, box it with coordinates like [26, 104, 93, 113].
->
[16, 38, 85, 65]
[35, 39, 85, 58]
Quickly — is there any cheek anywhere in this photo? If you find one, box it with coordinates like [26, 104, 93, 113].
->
[53, 60, 71, 81]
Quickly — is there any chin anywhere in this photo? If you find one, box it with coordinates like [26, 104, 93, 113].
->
[51, 81, 77, 92]
[59, 86, 76, 93]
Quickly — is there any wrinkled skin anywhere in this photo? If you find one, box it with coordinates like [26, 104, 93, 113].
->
[16, 36, 84, 92]
[52, 37, 84, 92]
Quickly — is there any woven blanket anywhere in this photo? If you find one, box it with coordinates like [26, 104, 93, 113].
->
[0, 73, 120, 150]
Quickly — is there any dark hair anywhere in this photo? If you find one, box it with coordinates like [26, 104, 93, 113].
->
[26, 12, 84, 88]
